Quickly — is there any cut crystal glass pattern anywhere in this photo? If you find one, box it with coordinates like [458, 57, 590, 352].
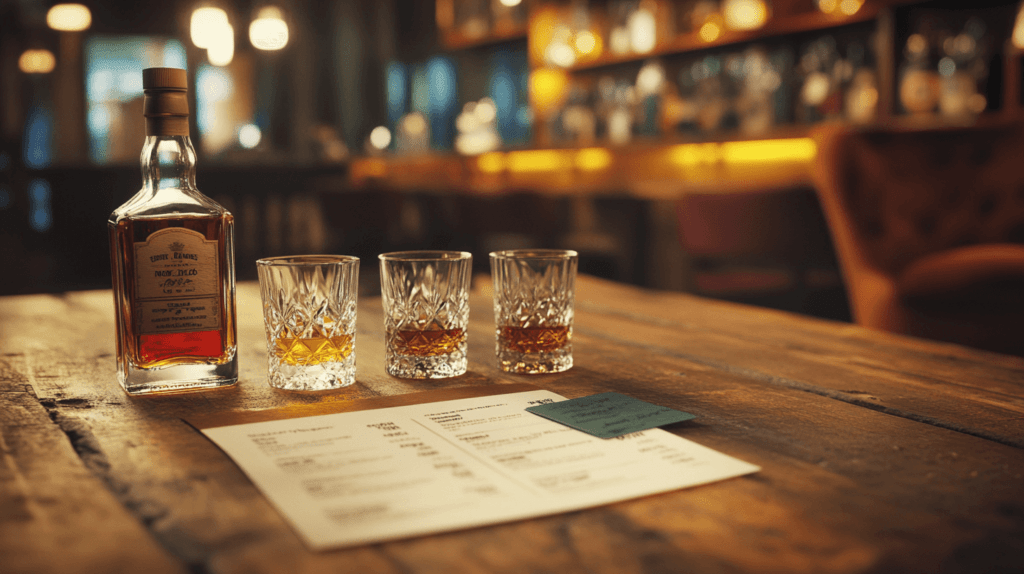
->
[380, 252, 471, 379]
[258, 256, 358, 390]
[490, 250, 577, 374]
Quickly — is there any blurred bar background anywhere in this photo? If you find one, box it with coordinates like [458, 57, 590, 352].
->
[3, 0, 1024, 353]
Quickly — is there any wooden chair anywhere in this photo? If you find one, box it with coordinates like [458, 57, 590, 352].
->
[812, 122, 1024, 356]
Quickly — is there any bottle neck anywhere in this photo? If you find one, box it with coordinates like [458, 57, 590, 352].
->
[141, 135, 197, 192]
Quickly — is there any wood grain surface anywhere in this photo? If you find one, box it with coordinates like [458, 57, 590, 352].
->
[1, 276, 1022, 574]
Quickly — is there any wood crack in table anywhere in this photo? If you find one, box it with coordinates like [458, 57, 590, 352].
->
[2, 275, 1022, 574]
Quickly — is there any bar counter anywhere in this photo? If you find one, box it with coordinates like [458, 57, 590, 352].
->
[2, 276, 1023, 573]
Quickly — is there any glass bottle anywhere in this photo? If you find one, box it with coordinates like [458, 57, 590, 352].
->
[108, 67, 238, 394]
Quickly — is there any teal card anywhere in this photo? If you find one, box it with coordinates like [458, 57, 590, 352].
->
[525, 392, 696, 439]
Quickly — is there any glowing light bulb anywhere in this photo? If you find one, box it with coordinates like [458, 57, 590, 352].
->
[722, 0, 768, 31]
[699, 17, 723, 43]
[249, 6, 289, 50]
[191, 7, 229, 49]
[19, 50, 56, 74]
[575, 31, 599, 56]
[838, 0, 863, 16]
[636, 62, 665, 95]
[207, 22, 234, 66]
[369, 126, 392, 150]
[499, 0, 522, 6]
[238, 124, 262, 149]
[906, 34, 927, 55]
[47, 4, 91, 32]
[628, 8, 657, 53]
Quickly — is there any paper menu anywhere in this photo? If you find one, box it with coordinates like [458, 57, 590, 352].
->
[193, 385, 759, 550]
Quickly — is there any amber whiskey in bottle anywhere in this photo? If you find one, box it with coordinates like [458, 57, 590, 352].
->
[108, 68, 238, 394]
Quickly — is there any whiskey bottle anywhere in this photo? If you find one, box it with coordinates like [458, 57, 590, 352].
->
[108, 67, 238, 394]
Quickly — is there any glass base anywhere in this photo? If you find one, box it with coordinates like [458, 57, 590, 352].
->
[497, 346, 573, 374]
[268, 356, 356, 391]
[386, 348, 467, 379]
[120, 358, 238, 395]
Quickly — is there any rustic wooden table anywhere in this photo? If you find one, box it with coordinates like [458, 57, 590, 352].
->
[2, 276, 1023, 574]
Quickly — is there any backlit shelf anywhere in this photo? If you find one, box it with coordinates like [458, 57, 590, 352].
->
[570, 7, 881, 72]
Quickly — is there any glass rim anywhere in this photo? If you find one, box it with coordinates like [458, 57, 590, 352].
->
[489, 249, 578, 261]
[379, 250, 472, 262]
[257, 255, 360, 267]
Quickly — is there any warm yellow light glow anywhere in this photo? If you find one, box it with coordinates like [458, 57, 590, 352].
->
[207, 22, 234, 66]
[352, 158, 387, 180]
[1015, 5, 1024, 49]
[545, 41, 576, 67]
[838, 0, 863, 16]
[699, 17, 723, 43]
[849, 87, 878, 122]
[403, 113, 427, 137]
[575, 148, 612, 171]
[475, 99, 497, 123]
[528, 8, 560, 66]
[816, 0, 837, 14]
[670, 143, 721, 167]
[249, 6, 289, 50]
[575, 31, 600, 56]
[628, 8, 657, 53]
[669, 139, 816, 167]
[506, 150, 571, 173]
[47, 4, 91, 31]
[906, 34, 926, 55]
[720, 138, 817, 163]
[722, 0, 768, 31]
[529, 68, 570, 116]
[636, 62, 665, 95]
[191, 7, 229, 49]
[500, 0, 522, 6]
[478, 152, 505, 174]
[19, 50, 56, 74]
[369, 126, 392, 150]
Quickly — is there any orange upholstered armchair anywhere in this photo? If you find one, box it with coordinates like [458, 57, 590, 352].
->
[812, 122, 1024, 356]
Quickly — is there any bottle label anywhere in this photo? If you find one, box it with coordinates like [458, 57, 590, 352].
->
[134, 228, 221, 335]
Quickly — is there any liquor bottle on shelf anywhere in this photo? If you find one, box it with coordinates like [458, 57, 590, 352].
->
[797, 36, 842, 124]
[899, 30, 940, 116]
[636, 60, 666, 137]
[937, 18, 988, 118]
[734, 47, 781, 134]
[693, 54, 731, 133]
[108, 67, 238, 395]
[841, 41, 877, 123]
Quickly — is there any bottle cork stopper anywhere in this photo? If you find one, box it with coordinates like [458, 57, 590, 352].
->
[142, 68, 189, 136]
[143, 68, 187, 91]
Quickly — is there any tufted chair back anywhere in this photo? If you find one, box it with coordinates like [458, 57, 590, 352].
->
[835, 125, 1024, 274]
[814, 122, 1024, 356]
